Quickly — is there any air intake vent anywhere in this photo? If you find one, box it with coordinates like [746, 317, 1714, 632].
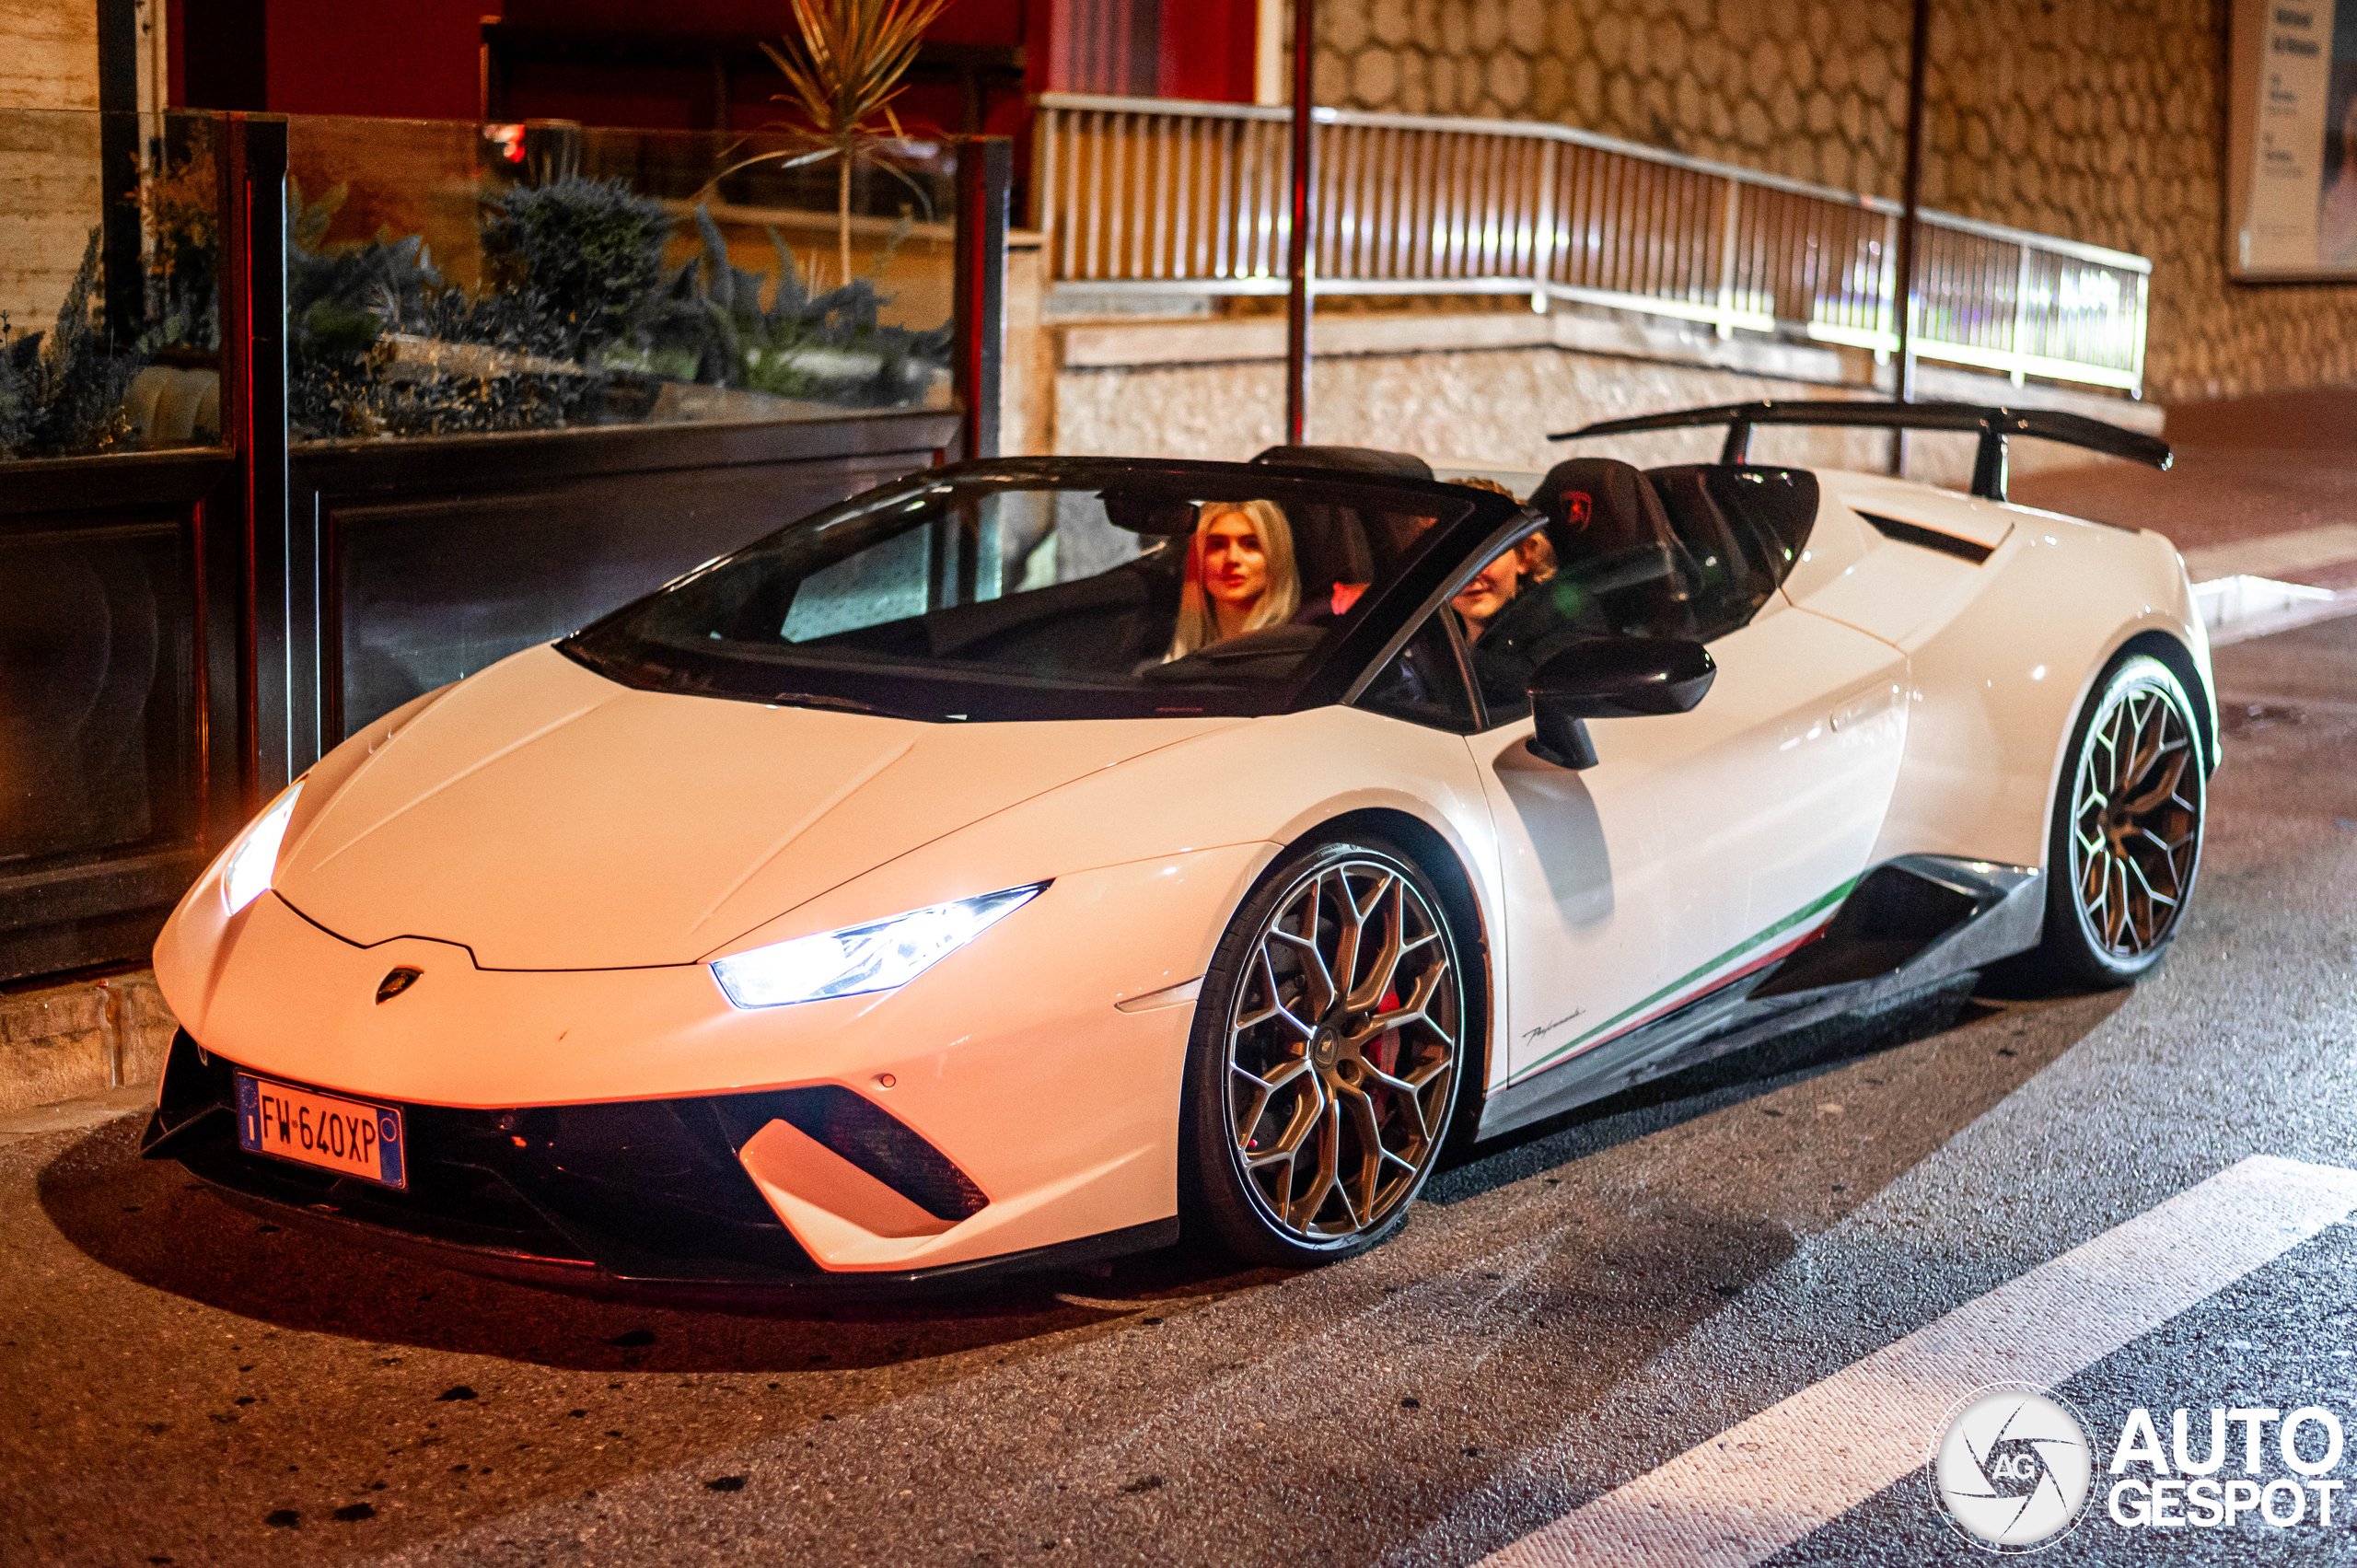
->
[714, 1086, 988, 1222]
[1857, 511, 1993, 564]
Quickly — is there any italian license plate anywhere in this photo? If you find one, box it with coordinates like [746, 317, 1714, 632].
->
[235, 1073, 407, 1190]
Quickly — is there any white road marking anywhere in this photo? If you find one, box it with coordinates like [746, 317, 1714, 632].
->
[1479, 1156, 2357, 1568]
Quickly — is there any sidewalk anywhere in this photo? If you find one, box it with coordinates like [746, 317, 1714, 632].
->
[2013, 413, 2357, 645]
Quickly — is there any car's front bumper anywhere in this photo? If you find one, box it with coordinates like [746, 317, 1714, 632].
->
[142, 1029, 1176, 1296]
[148, 842, 1271, 1281]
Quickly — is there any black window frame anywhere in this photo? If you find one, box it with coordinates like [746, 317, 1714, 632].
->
[563, 456, 1531, 726]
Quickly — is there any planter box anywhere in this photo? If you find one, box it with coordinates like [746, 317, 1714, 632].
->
[289, 404, 958, 753]
[0, 407, 956, 983]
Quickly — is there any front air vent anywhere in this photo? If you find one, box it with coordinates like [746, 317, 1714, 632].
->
[1857, 511, 1994, 564]
[714, 1086, 989, 1222]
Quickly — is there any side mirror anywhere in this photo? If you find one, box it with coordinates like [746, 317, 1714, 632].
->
[1527, 637, 1715, 769]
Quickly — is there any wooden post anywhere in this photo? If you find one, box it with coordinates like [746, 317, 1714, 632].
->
[1283, 0, 1316, 445]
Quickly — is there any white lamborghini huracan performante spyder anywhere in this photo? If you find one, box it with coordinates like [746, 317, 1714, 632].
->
[144, 400, 2213, 1291]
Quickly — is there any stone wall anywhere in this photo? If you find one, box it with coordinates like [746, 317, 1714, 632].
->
[1044, 310, 2154, 488]
[0, 972, 177, 1114]
[0, 0, 101, 340]
[1299, 0, 2357, 404]
[0, 0, 166, 341]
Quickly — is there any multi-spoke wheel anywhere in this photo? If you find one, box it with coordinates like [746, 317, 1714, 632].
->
[2033, 654, 2206, 988]
[1182, 837, 1466, 1265]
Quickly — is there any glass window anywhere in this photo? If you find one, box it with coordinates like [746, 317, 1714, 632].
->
[1355, 613, 1478, 733]
[566, 470, 1469, 723]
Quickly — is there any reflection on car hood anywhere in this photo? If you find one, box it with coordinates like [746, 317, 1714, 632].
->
[273, 645, 1242, 970]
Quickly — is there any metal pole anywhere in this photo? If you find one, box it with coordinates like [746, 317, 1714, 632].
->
[1283, 0, 1316, 445]
[953, 135, 1012, 463]
[97, 0, 143, 348]
[1889, 0, 1929, 475]
[222, 113, 292, 806]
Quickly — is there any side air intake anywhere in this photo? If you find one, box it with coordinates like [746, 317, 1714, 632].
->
[714, 1086, 989, 1223]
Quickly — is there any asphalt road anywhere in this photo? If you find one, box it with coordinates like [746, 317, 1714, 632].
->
[6, 612, 2354, 1568]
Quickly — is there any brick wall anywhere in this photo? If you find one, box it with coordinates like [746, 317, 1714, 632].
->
[1299, 0, 2357, 404]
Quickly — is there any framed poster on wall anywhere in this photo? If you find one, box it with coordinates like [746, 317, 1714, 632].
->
[2228, 0, 2357, 276]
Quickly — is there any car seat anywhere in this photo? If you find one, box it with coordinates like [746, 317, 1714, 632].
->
[1525, 456, 1703, 638]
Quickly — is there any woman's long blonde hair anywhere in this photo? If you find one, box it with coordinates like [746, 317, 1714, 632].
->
[1163, 499, 1300, 662]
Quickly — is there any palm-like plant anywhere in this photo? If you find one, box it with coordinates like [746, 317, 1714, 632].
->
[724, 0, 955, 290]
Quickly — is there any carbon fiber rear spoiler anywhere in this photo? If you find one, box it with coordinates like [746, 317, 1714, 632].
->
[1549, 400, 2171, 504]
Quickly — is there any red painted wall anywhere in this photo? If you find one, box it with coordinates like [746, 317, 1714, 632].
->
[170, 0, 1257, 122]
[264, 0, 485, 120]
[1156, 0, 1255, 102]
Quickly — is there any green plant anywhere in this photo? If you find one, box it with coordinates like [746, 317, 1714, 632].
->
[139, 131, 221, 351]
[668, 203, 947, 406]
[284, 178, 648, 440]
[284, 179, 442, 365]
[479, 175, 675, 357]
[0, 228, 153, 461]
[728, 0, 955, 290]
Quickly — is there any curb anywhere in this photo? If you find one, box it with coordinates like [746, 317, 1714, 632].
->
[0, 1085, 158, 1145]
[0, 971, 179, 1116]
[2195, 573, 2357, 647]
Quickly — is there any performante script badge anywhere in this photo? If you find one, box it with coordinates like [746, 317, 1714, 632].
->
[376, 967, 423, 1004]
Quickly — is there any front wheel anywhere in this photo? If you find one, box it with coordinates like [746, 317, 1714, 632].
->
[1180, 837, 1467, 1268]
[2030, 652, 2207, 989]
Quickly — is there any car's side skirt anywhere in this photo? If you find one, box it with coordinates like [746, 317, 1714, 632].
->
[1473, 854, 2042, 1142]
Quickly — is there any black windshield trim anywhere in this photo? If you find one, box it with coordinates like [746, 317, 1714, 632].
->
[562, 457, 1528, 723]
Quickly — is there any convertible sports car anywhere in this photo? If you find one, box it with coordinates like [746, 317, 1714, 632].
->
[142, 399, 2213, 1291]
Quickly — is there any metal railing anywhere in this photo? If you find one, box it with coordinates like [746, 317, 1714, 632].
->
[1034, 93, 2151, 395]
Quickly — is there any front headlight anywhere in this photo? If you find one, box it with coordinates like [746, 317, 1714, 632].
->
[711, 883, 1047, 1009]
[221, 781, 304, 915]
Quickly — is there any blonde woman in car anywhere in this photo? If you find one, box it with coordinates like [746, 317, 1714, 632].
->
[1164, 499, 1302, 661]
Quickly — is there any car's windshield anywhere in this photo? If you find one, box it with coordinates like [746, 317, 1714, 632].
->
[563, 464, 1472, 722]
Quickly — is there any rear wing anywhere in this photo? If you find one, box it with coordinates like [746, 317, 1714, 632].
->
[1550, 400, 2171, 504]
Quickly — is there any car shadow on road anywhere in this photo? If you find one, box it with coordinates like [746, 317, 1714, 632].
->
[35, 1116, 1281, 1375]
[1426, 975, 2130, 1203]
[35, 974, 2126, 1378]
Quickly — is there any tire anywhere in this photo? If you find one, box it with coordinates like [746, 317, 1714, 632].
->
[2028, 652, 2207, 989]
[1180, 836, 1469, 1268]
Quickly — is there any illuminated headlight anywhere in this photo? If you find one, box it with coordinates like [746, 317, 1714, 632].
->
[711, 883, 1047, 1009]
[221, 781, 304, 914]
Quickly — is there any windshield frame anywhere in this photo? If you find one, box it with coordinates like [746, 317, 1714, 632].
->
[562, 456, 1530, 724]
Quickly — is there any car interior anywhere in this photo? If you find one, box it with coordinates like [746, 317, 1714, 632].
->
[1465, 455, 1820, 712]
[776, 449, 1457, 687]
[612, 446, 1817, 718]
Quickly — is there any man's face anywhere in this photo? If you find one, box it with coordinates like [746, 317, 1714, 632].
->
[1452, 548, 1522, 624]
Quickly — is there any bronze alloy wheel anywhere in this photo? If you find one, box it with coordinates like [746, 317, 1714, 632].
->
[1219, 850, 1462, 1249]
[2022, 651, 2208, 990]
[2067, 666, 2202, 961]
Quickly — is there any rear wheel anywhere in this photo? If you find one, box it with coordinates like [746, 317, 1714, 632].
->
[1181, 837, 1466, 1267]
[2031, 653, 2206, 988]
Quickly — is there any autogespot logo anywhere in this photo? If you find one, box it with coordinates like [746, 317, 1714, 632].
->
[1930, 1384, 2096, 1552]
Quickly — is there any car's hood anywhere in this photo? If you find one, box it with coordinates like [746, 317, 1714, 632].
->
[274, 646, 1243, 970]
